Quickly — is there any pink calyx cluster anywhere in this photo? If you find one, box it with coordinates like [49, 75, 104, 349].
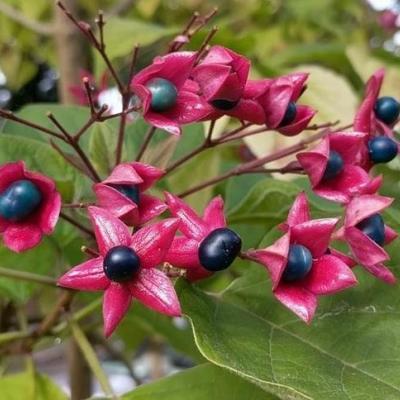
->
[128, 46, 315, 135]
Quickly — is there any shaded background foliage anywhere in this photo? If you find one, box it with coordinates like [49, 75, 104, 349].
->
[0, 0, 400, 399]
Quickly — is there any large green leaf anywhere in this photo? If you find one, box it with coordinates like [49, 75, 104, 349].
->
[121, 363, 277, 399]
[227, 178, 299, 225]
[117, 303, 203, 362]
[103, 18, 176, 61]
[0, 371, 67, 400]
[177, 255, 400, 400]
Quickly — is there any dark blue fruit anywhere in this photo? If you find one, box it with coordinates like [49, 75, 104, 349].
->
[210, 98, 239, 110]
[368, 136, 398, 164]
[279, 101, 297, 127]
[0, 180, 42, 221]
[282, 244, 313, 282]
[146, 78, 178, 112]
[199, 228, 242, 272]
[374, 96, 400, 125]
[356, 213, 385, 247]
[322, 150, 344, 181]
[103, 246, 140, 282]
[110, 184, 140, 204]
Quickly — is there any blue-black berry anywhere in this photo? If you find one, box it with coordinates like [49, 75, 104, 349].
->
[199, 228, 242, 272]
[322, 150, 344, 181]
[282, 244, 313, 282]
[103, 246, 140, 282]
[0, 180, 42, 221]
[356, 213, 385, 247]
[210, 99, 239, 110]
[146, 78, 178, 112]
[279, 101, 297, 127]
[374, 96, 400, 125]
[110, 184, 140, 204]
[368, 136, 398, 164]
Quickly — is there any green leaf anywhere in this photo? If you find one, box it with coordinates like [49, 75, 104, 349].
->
[227, 178, 299, 225]
[0, 238, 59, 302]
[103, 18, 176, 61]
[117, 303, 203, 362]
[177, 261, 400, 400]
[121, 363, 277, 399]
[1, 104, 91, 146]
[0, 371, 67, 400]
[0, 134, 78, 201]
[89, 122, 120, 177]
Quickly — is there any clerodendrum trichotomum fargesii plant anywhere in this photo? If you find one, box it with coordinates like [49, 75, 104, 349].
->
[0, 2, 399, 399]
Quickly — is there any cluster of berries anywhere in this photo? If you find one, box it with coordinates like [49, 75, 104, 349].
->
[0, 45, 398, 335]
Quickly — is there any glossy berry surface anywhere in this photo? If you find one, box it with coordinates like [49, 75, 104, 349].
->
[210, 98, 239, 110]
[374, 96, 400, 125]
[103, 246, 140, 282]
[199, 228, 242, 272]
[279, 101, 297, 126]
[282, 244, 313, 282]
[356, 213, 385, 247]
[0, 180, 42, 221]
[368, 136, 398, 164]
[146, 78, 178, 112]
[322, 150, 344, 181]
[110, 184, 140, 204]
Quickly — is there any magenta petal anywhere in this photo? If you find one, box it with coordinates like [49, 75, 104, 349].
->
[245, 232, 290, 290]
[164, 192, 208, 240]
[203, 196, 226, 231]
[0, 161, 25, 192]
[314, 165, 374, 204]
[262, 81, 292, 127]
[131, 162, 164, 191]
[290, 219, 338, 258]
[362, 263, 396, 285]
[88, 207, 132, 256]
[303, 255, 357, 295]
[297, 137, 329, 187]
[278, 105, 316, 136]
[286, 72, 309, 100]
[145, 109, 181, 136]
[131, 218, 180, 269]
[58, 257, 109, 291]
[39, 191, 61, 234]
[286, 192, 311, 228]
[94, 184, 137, 219]
[345, 226, 389, 266]
[192, 63, 232, 100]
[133, 51, 196, 89]
[165, 236, 200, 269]
[329, 131, 366, 164]
[128, 268, 181, 316]
[154, 90, 211, 128]
[345, 194, 393, 227]
[25, 169, 56, 194]
[103, 283, 131, 337]
[353, 69, 384, 133]
[385, 225, 398, 245]
[138, 194, 168, 226]
[225, 98, 266, 124]
[274, 284, 317, 324]
[329, 249, 357, 268]
[243, 79, 271, 98]
[3, 223, 42, 252]
[102, 163, 143, 185]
